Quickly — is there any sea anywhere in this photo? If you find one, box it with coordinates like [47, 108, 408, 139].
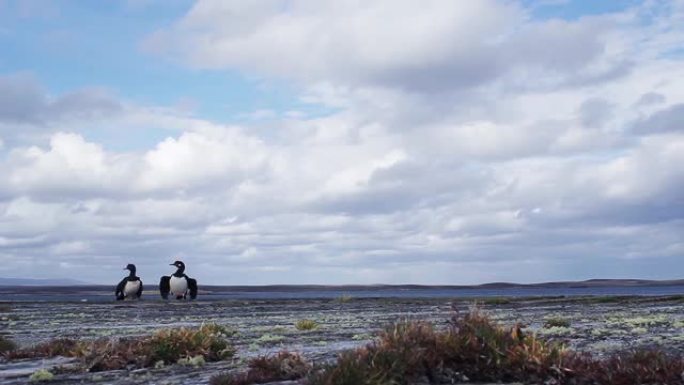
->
[1, 284, 684, 302]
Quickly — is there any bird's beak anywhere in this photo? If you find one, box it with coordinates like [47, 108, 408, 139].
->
[169, 263, 175, 266]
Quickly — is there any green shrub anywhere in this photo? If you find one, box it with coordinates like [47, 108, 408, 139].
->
[544, 316, 571, 328]
[146, 324, 234, 365]
[295, 319, 319, 331]
[29, 369, 54, 382]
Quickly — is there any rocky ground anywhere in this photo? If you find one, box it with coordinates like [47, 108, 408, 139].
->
[1, 295, 684, 384]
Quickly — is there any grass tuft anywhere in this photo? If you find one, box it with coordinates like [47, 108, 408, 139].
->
[210, 351, 310, 385]
[544, 316, 571, 328]
[295, 319, 319, 331]
[256, 333, 285, 344]
[307, 310, 684, 385]
[8, 338, 81, 359]
[7, 324, 234, 372]
[145, 323, 234, 366]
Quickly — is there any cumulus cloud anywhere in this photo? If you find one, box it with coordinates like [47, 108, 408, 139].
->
[0, 74, 122, 126]
[144, 0, 629, 93]
[1, 0, 684, 284]
[2, 128, 270, 200]
[632, 104, 684, 134]
[0, 74, 45, 124]
[578, 98, 614, 128]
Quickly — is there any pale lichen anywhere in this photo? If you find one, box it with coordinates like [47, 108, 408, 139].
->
[29, 369, 54, 382]
[177, 355, 206, 367]
[537, 326, 574, 336]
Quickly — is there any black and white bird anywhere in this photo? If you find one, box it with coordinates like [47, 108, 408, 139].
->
[159, 261, 198, 300]
[115, 264, 143, 300]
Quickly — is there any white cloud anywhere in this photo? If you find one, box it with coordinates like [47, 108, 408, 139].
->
[145, 0, 629, 94]
[0, 73, 122, 126]
[1, 1, 684, 284]
[137, 129, 268, 192]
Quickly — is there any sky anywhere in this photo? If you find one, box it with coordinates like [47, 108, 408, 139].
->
[0, 0, 683, 286]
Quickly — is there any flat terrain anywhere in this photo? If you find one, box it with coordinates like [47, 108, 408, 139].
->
[2, 295, 684, 384]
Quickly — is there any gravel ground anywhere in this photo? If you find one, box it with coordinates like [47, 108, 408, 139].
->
[1, 295, 683, 384]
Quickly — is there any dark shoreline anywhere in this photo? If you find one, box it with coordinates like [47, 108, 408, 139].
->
[1, 280, 683, 304]
[3, 278, 684, 292]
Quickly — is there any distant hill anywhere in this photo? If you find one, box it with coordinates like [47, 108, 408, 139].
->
[199, 278, 684, 292]
[468, 278, 684, 289]
[1, 277, 683, 290]
[0, 277, 91, 286]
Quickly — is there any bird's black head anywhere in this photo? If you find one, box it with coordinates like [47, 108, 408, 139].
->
[124, 264, 136, 276]
[170, 260, 185, 276]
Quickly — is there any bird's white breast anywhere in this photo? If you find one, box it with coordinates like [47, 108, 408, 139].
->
[170, 276, 187, 295]
[124, 280, 140, 297]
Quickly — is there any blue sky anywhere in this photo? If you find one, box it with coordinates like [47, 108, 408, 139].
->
[0, 0, 642, 129]
[526, 0, 641, 19]
[0, 0, 323, 129]
[0, 0, 683, 285]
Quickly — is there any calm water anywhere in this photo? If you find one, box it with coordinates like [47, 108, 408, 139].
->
[1, 285, 683, 302]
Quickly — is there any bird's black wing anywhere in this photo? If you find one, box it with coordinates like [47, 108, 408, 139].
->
[187, 277, 198, 300]
[159, 276, 171, 299]
[136, 280, 144, 299]
[115, 278, 126, 300]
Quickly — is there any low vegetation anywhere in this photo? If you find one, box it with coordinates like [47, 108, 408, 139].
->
[544, 316, 571, 328]
[337, 294, 353, 303]
[28, 369, 54, 382]
[145, 324, 234, 366]
[177, 355, 206, 367]
[538, 326, 574, 336]
[0, 335, 17, 353]
[652, 294, 684, 302]
[483, 297, 511, 305]
[587, 295, 628, 303]
[255, 333, 286, 345]
[210, 351, 310, 385]
[6, 308, 684, 384]
[295, 319, 319, 331]
[308, 311, 566, 385]
[7, 338, 82, 359]
[7, 324, 234, 372]
[306, 311, 684, 385]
